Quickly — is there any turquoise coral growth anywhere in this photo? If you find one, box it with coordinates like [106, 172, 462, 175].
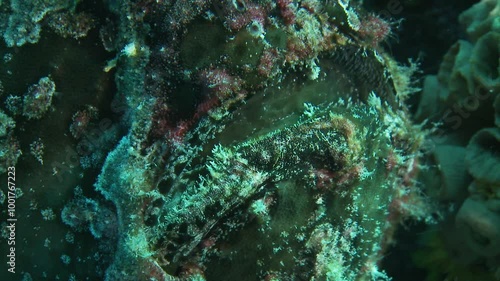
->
[22, 77, 55, 120]
[1, 0, 472, 280]
[3, 0, 78, 46]
[412, 0, 500, 279]
[57, 1, 433, 280]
